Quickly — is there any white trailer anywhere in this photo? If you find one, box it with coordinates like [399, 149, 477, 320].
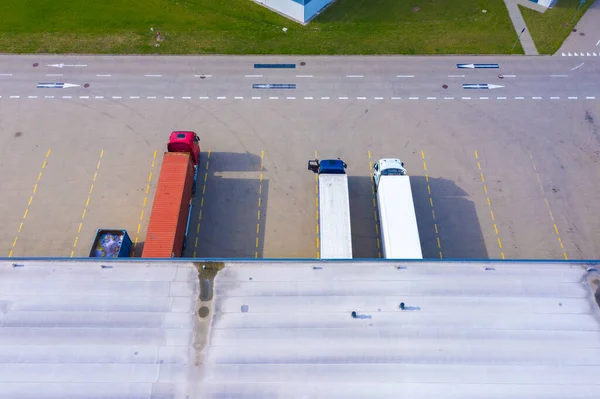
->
[308, 159, 352, 259]
[373, 158, 422, 259]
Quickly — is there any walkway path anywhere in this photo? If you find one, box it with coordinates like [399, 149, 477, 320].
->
[503, 0, 544, 55]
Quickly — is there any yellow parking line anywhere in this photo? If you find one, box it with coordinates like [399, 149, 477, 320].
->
[422, 151, 442, 258]
[192, 150, 211, 258]
[131, 150, 157, 257]
[474, 150, 504, 259]
[8, 149, 51, 257]
[368, 151, 382, 258]
[70, 149, 103, 258]
[528, 151, 568, 260]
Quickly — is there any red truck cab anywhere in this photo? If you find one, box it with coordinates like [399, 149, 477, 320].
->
[167, 131, 200, 165]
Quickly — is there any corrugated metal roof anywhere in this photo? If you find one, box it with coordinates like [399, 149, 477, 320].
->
[0, 260, 203, 399]
[201, 261, 600, 398]
[2, 260, 600, 399]
[143, 153, 194, 258]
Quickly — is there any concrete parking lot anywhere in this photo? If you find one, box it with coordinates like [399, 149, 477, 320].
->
[1, 98, 599, 259]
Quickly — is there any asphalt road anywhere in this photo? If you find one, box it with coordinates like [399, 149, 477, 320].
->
[1, 55, 599, 260]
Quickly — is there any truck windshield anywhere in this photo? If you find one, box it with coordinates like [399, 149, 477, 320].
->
[382, 168, 405, 176]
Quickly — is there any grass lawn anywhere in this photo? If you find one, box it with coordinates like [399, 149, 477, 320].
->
[520, 0, 595, 54]
[0, 0, 521, 54]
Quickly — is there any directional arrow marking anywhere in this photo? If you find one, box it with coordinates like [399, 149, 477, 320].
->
[457, 63, 499, 69]
[47, 63, 88, 68]
[463, 83, 504, 90]
[37, 82, 80, 89]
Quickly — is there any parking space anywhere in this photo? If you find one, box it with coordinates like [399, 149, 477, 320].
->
[1, 99, 599, 259]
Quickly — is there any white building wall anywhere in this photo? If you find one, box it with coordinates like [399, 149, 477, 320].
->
[254, 0, 305, 23]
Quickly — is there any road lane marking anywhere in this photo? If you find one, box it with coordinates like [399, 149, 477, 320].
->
[568, 96, 578, 100]
[586, 96, 596, 99]
[497, 97, 506, 100]
[28, 96, 38, 99]
[409, 97, 419, 100]
[96, 74, 111, 77]
[182, 96, 191, 99]
[422, 150, 443, 259]
[296, 75, 313, 78]
[571, 62, 584, 71]
[515, 97, 524, 99]
[397, 75, 414, 78]
[144, 74, 162, 77]
[46, 74, 63, 77]
[192, 150, 211, 258]
[234, 96, 244, 100]
[0, 73, 13, 76]
[480, 97, 489, 100]
[255, 150, 265, 258]
[9, 149, 51, 257]
[252, 96, 261, 100]
[71, 149, 103, 257]
[194, 75, 212, 78]
[357, 97, 366, 100]
[304, 96, 313, 100]
[427, 97, 436, 100]
[391, 97, 402, 100]
[444, 97, 454, 100]
[216, 96, 226, 100]
[550, 75, 568, 78]
[528, 151, 568, 260]
[245, 75, 263, 78]
[199, 96, 209, 99]
[287, 96, 296, 100]
[339, 96, 348, 100]
[461, 97, 471, 100]
[448, 75, 465, 78]
[550, 97, 560, 100]
[346, 75, 364, 78]
[474, 150, 505, 259]
[374, 97, 384, 100]
[321, 96, 330, 100]
[132, 150, 158, 256]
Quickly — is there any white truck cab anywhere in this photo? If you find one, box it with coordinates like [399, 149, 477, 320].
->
[373, 158, 407, 190]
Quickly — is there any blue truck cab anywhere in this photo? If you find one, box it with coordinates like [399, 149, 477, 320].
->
[307, 158, 347, 174]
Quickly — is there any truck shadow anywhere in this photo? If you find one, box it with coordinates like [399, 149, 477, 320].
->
[348, 175, 488, 259]
[410, 176, 488, 259]
[185, 151, 267, 259]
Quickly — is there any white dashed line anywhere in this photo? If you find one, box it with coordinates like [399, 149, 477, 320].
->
[96, 74, 111, 77]
[79, 96, 89, 99]
[501, 75, 516, 78]
[245, 75, 262, 78]
[461, 97, 471, 100]
[147, 96, 156, 99]
[409, 97, 419, 100]
[568, 96, 578, 100]
[182, 96, 191, 99]
[586, 96, 596, 99]
[321, 96, 330, 100]
[165, 96, 174, 99]
[195, 74, 212, 78]
[396, 75, 414, 78]
[269, 97, 278, 100]
[10, 96, 20, 99]
[448, 75, 465, 78]
[339, 96, 348, 100]
[46, 74, 63, 77]
[374, 97, 384, 100]
[497, 97, 506, 100]
[346, 75, 364, 78]
[45, 96, 54, 99]
[0, 73, 13, 76]
[62, 96, 72, 99]
[391, 97, 401, 100]
[515, 97, 524, 100]
[252, 97, 261, 100]
[199, 96, 209, 100]
[480, 97, 489, 100]
[533, 97, 542, 100]
[357, 97, 366, 100]
[112, 96, 122, 99]
[130, 96, 140, 99]
[28, 96, 38, 99]
[296, 75, 313, 78]
[550, 75, 568, 78]
[550, 97, 560, 100]
[217, 96, 226, 100]
[287, 96, 296, 100]
[444, 97, 454, 100]
[145, 75, 162, 77]
[95, 96, 104, 99]
[427, 97, 436, 100]
[234, 96, 244, 100]
[304, 96, 314, 100]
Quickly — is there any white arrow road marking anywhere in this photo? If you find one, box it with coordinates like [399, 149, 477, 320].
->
[568, 52, 572, 56]
[596, 39, 600, 46]
[562, 53, 566, 56]
[47, 63, 87, 68]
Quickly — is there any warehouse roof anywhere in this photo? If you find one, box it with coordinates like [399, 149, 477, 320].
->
[1, 259, 600, 398]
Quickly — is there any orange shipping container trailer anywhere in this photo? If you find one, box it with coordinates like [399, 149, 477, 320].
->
[142, 131, 200, 258]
